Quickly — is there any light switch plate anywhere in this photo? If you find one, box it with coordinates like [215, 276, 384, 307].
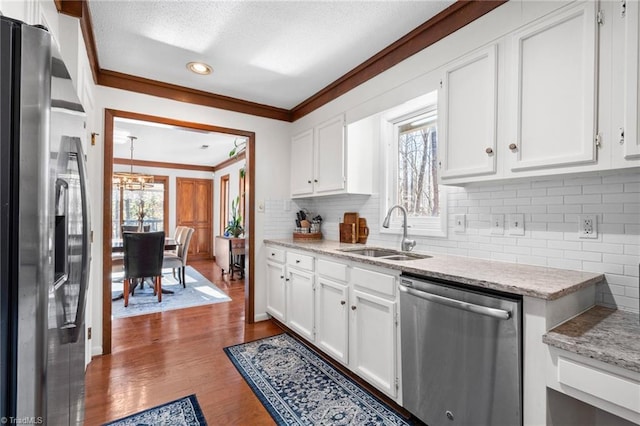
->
[454, 214, 466, 233]
[490, 214, 504, 235]
[508, 214, 525, 236]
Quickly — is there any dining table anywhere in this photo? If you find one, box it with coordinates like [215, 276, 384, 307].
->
[111, 237, 179, 301]
[111, 237, 178, 253]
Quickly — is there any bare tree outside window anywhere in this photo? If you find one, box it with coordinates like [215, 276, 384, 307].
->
[397, 115, 439, 218]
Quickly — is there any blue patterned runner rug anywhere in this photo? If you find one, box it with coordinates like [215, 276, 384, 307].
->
[224, 333, 412, 425]
[102, 394, 207, 426]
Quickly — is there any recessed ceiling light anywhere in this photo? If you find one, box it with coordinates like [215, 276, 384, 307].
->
[200, 144, 210, 149]
[187, 61, 212, 75]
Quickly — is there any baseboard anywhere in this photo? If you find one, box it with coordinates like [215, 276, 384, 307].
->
[254, 312, 270, 322]
[91, 345, 103, 357]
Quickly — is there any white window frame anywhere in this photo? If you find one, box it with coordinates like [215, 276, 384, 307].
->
[379, 95, 447, 238]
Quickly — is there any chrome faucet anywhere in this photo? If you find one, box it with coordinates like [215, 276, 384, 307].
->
[382, 204, 416, 252]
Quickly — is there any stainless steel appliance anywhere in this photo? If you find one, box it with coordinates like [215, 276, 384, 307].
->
[400, 275, 522, 426]
[1, 16, 91, 425]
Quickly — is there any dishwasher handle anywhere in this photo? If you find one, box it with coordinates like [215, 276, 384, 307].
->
[399, 284, 512, 320]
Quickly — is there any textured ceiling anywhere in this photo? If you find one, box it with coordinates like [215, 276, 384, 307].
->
[88, 0, 455, 110]
[113, 118, 241, 167]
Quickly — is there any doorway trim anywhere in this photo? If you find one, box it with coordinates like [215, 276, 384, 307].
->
[102, 109, 256, 354]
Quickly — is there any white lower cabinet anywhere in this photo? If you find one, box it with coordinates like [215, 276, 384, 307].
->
[349, 266, 399, 399]
[266, 247, 401, 402]
[316, 276, 349, 365]
[286, 251, 315, 342]
[265, 246, 286, 322]
[265, 259, 286, 322]
[350, 289, 398, 398]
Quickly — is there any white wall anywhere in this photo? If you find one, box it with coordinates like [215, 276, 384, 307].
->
[90, 86, 290, 353]
[268, 0, 640, 315]
[270, 169, 640, 314]
[213, 160, 245, 238]
[113, 163, 214, 235]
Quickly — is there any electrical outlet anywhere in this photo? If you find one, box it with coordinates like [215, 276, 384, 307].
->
[578, 215, 598, 239]
[508, 214, 525, 236]
[454, 214, 466, 233]
[490, 214, 504, 235]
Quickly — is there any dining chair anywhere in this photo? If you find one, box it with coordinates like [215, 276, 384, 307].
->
[165, 226, 187, 257]
[122, 224, 150, 233]
[123, 231, 165, 307]
[163, 227, 195, 288]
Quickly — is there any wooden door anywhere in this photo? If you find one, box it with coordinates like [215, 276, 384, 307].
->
[176, 177, 213, 259]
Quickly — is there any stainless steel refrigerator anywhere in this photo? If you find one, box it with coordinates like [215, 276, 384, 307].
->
[0, 16, 91, 425]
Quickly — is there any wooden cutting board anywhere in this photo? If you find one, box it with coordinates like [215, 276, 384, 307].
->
[358, 218, 369, 244]
[339, 223, 357, 244]
[343, 212, 359, 243]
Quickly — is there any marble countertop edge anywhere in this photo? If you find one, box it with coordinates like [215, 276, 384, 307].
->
[264, 239, 605, 301]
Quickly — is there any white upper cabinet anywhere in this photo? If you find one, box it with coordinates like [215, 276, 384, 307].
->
[507, 1, 599, 172]
[439, 44, 498, 180]
[314, 115, 346, 194]
[290, 114, 372, 198]
[290, 129, 314, 197]
[623, 0, 640, 160]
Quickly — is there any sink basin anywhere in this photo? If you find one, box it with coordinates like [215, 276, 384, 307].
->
[340, 248, 400, 258]
[339, 247, 431, 261]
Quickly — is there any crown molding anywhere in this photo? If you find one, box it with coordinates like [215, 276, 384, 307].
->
[113, 157, 216, 173]
[60, 0, 505, 123]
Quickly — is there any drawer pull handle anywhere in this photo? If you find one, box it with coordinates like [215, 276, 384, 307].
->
[295, 260, 300, 263]
[485, 147, 493, 154]
[351, 305, 357, 311]
[340, 300, 346, 305]
[280, 275, 284, 279]
[509, 143, 517, 151]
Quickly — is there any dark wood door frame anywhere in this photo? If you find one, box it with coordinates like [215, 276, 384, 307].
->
[102, 109, 256, 355]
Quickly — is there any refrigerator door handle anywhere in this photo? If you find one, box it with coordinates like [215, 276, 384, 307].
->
[54, 178, 69, 290]
[70, 137, 91, 343]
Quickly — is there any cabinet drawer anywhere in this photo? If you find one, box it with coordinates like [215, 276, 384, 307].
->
[317, 259, 348, 282]
[286, 251, 314, 271]
[351, 267, 396, 297]
[266, 247, 285, 263]
[557, 357, 640, 414]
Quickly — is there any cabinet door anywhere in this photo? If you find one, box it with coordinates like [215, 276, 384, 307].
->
[287, 267, 315, 341]
[624, 0, 640, 159]
[350, 289, 397, 398]
[508, 2, 598, 172]
[439, 44, 498, 179]
[266, 260, 286, 322]
[315, 277, 349, 365]
[291, 129, 314, 197]
[314, 115, 345, 194]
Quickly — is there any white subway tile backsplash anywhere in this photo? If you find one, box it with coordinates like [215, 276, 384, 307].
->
[582, 184, 624, 194]
[564, 194, 602, 204]
[547, 186, 582, 196]
[265, 170, 639, 313]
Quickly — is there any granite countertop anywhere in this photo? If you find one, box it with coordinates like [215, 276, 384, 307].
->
[264, 239, 605, 300]
[543, 306, 640, 373]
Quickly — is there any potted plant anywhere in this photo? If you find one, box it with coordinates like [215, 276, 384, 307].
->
[225, 196, 244, 237]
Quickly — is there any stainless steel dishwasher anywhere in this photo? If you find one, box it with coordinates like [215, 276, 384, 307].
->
[400, 274, 522, 426]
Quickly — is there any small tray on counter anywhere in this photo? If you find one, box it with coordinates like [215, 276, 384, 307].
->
[293, 232, 323, 241]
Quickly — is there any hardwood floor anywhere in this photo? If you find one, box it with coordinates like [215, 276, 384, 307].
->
[84, 259, 283, 425]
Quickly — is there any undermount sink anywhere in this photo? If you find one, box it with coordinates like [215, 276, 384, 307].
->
[339, 247, 431, 261]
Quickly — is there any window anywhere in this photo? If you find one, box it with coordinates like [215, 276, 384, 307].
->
[112, 176, 168, 239]
[382, 91, 446, 237]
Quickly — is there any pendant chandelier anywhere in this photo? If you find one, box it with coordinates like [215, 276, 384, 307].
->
[112, 136, 154, 190]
